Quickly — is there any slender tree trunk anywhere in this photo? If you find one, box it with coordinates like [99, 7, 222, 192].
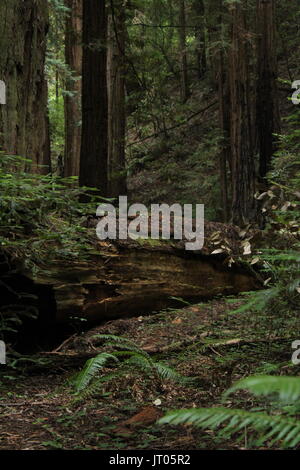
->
[228, 3, 256, 226]
[107, 0, 127, 197]
[217, 0, 230, 222]
[64, 0, 82, 178]
[0, 0, 51, 173]
[205, 0, 221, 90]
[80, 0, 108, 195]
[179, 0, 190, 103]
[193, 0, 206, 79]
[218, 49, 230, 222]
[256, 0, 280, 180]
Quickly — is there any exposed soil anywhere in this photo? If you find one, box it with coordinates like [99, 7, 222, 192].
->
[0, 295, 297, 450]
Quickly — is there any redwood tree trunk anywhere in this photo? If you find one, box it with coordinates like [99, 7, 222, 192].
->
[217, 0, 230, 222]
[0, 0, 51, 173]
[193, 0, 206, 79]
[228, 3, 256, 226]
[107, 0, 127, 197]
[64, 0, 82, 178]
[179, 0, 190, 103]
[80, 0, 108, 195]
[256, 0, 280, 179]
[218, 48, 230, 222]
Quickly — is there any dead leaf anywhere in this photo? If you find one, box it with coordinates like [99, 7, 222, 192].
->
[211, 249, 224, 255]
[242, 241, 252, 255]
[122, 407, 163, 428]
[172, 317, 183, 325]
[264, 277, 272, 286]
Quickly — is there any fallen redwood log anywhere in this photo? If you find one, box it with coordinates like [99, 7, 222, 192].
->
[20, 229, 261, 326]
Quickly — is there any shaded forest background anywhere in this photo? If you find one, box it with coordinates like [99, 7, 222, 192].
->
[0, 0, 300, 452]
[0, 0, 299, 225]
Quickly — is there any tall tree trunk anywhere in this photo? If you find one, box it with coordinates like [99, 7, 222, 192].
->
[228, 3, 256, 226]
[217, 0, 230, 222]
[107, 0, 127, 197]
[179, 0, 190, 103]
[218, 49, 230, 222]
[193, 0, 206, 79]
[64, 0, 82, 178]
[80, 0, 108, 195]
[0, 0, 51, 173]
[256, 0, 280, 180]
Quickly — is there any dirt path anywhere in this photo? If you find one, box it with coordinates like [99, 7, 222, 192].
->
[0, 296, 295, 450]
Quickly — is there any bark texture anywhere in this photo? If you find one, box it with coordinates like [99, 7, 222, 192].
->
[64, 0, 82, 178]
[179, 0, 190, 103]
[107, 0, 127, 197]
[25, 238, 260, 325]
[193, 0, 206, 79]
[80, 0, 108, 195]
[0, 0, 51, 173]
[256, 0, 280, 179]
[228, 3, 256, 225]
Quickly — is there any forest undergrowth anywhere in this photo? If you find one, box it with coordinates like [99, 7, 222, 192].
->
[0, 288, 299, 450]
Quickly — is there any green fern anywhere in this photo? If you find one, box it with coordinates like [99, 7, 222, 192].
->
[71, 335, 191, 397]
[73, 353, 119, 392]
[226, 375, 300, 403]
[93, 334, 148, 355]
[124, 354, 192, 384]
[159, 407, 300, 448]
[160, 375, 300, 449]
[72, 371, 127, 403]
[93, 334, 140, 347]
[124, 352, 153, 371]
[154, 362, 193, 384]
[93, 334, 190, 383]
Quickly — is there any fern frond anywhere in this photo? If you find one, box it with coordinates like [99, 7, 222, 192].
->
[73, 353, 119, 392]
[93, 334, 137, 347]
[124, 355, 191, 384]
[72, 371, 127, 402]
[154, 362, 193, 384]
[125, 353, 152, 369]
[93, 334, 148, 355]
[230, 288, 279, 314]
[226, 375, 300, 403]
[159, 407, 300, 448]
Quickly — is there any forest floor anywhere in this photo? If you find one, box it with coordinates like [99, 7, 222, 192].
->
[0, 295, 296, 450]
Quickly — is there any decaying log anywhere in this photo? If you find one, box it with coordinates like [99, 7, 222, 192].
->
[21, 235, 261, 326]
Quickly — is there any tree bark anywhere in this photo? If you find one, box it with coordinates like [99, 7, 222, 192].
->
[217, 0, 230, 222]
[179, 0, 190, 103]
[193, 0, 206, 79]
[256, 0, 280, 180]
[107, 0, 127, 197]
[80, 0, 108, 195]
[218, 49, 230, 222]
[228, 3, 257, 226]
[21, 234, 260, 326]
[0, 0, 51, 173]
[64, 0, 82, 178]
